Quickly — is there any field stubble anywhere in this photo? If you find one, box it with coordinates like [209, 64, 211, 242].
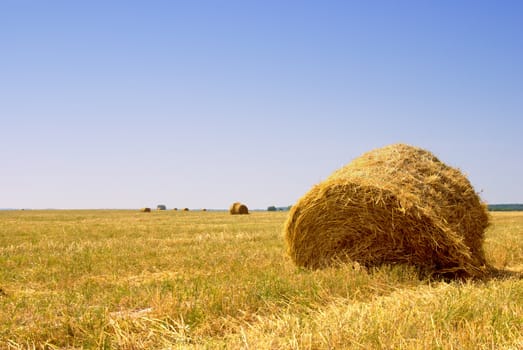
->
[0, 210, 522, 349]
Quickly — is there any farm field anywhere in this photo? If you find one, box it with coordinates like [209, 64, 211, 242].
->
[0, 210, 522, 349]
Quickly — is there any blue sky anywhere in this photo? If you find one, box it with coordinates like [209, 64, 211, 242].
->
[1, 1, 522, 209]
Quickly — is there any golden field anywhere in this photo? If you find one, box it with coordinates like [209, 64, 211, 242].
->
[0, 210, 522, 349]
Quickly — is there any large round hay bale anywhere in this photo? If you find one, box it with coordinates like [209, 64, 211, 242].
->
[140, 207, 151, 213]
[284, 144, 489, 278]
[230, 202, 249, 215]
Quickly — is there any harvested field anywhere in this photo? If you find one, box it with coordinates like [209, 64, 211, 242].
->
[0, 210, 521, 348]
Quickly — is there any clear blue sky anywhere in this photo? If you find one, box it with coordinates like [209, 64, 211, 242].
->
[1, 1, 522, 209]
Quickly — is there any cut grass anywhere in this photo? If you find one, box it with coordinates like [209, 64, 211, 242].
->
[0, 210, 522, 349]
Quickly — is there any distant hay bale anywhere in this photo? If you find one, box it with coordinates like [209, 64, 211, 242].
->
[230, 202, 249, 215]
[284, 143, 490, 278]
[173, 208, 178, 211]
[183, 208, 189, 212]
[202, 208, 207, 211]
[140, 207, 151, 213]
[156, 204, 167, 211]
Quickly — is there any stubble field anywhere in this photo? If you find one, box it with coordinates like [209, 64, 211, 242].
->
[0, 210, 522, 349]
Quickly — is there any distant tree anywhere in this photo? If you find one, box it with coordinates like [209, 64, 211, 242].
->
[488, 204, 523, 211]
[267, 206, 277, 212]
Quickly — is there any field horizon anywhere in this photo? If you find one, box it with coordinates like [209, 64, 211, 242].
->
[2, 202, 523, 212]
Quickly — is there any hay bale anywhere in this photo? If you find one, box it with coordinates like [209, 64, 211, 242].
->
[140, 207, 151, 213]
[284, 143, 490, 278]
[229, 202, 240, 214]
[157, 204, 167, 210]
[230, 202, 249, 215]
[183, 208, 189, 212]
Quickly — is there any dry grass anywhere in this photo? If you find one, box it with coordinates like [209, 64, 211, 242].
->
[0, 210, 521, 349]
